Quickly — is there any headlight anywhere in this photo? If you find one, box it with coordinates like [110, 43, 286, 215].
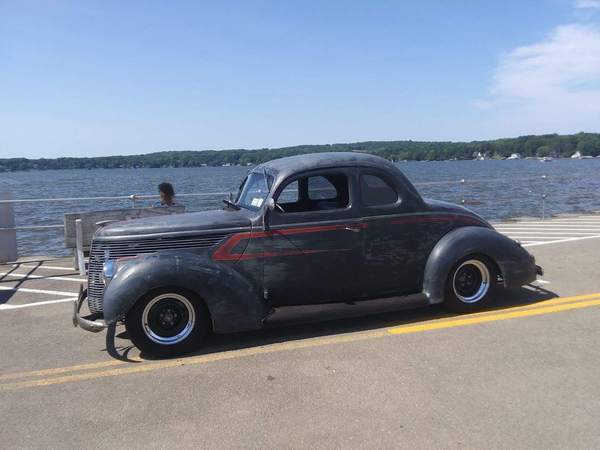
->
[102, 259, 117, 284]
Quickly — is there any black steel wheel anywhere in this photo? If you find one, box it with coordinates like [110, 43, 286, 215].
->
[443, 256, 497, 312]
[125, 288, 210, 358]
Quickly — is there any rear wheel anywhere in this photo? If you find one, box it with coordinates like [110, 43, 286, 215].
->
[125, 289, 210, 358]
[443, 256, 497, 312]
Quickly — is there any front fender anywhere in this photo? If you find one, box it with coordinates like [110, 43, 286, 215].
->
[423, 226, 537, 304]
[102, 252, 265, 333]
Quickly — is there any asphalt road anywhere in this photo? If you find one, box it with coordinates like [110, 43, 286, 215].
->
[1, 216, 600, 449]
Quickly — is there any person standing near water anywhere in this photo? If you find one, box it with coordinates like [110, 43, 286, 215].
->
[154, 182, 179, 207]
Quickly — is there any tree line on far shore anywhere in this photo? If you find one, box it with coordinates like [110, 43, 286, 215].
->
[2, 132, 599, 172]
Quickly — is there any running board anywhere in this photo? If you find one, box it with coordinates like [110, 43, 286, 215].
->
[262, 293, 429, 329]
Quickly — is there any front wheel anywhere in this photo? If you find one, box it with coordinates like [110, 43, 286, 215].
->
[125, 289, 210, 358]
[443, 256, 497, 312]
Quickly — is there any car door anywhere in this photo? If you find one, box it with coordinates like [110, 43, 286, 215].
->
[358, 169, 430, 298]
[262, 168, 364, 306]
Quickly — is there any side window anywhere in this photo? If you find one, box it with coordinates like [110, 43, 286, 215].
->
[278, 180, 299, 205]
[360, 174, 398, 207]
[308, 176, 337, 200]
[275, 173, 349, 213]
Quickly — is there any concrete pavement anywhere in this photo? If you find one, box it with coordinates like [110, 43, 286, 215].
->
[1, 215, 600, 449]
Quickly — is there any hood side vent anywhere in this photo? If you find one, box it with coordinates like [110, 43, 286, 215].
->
[87, 233, 229, 314]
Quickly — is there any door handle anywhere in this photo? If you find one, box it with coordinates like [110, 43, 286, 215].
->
[344, 226, 362, 233]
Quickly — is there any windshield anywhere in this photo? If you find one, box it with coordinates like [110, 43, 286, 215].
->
[235, 171, 273, 211]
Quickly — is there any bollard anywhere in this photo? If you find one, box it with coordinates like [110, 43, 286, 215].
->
[541, 175, 548, 220]
[541, 194, 547, 221]
[0, 190, 18, 263]
[75, 218, 86, 276]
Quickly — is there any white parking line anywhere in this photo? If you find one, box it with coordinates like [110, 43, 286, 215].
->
[549, 217, 600, 220]
[509, 228, 600, 231]
[512, 238, 556, 242]
[498, 231, 600, 235]
[522, 235, 600, 247]
[497, 221, 600, 226]
[0, 272, 83, 283]
[0, 298, 76, 311]
[0, 286, 79, 297]
[496, 227, 600, 231]
[495, 215, 600, 246]
[509, 235, 600, 240]
[12, 264, 77, 272]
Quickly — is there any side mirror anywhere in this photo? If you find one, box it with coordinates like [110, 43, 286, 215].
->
[266, 198, 276, 211]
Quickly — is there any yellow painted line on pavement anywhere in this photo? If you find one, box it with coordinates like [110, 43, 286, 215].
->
[0, 330, 389, 392]
[3, 292, 594, 380]
[441, 292, 600, 319]
[1, 292, 600, 392]
[388, 298, 600, 335]
[0, 359, 136, 381]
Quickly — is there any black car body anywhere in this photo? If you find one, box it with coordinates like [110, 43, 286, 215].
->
[74, 152, 540, 356]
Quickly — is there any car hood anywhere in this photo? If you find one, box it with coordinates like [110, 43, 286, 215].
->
[95, 208, 253, 239]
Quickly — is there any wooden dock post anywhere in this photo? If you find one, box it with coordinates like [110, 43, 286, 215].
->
[0, 190, 18, 263]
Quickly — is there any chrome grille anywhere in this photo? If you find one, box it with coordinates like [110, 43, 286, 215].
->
[87, 233, 229, 314]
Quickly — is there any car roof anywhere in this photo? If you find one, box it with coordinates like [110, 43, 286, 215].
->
[252, 151, 423, 205]
[256, 152, 400, 180]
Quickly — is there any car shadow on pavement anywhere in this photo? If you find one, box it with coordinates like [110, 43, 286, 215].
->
[128, 284, 558, 361]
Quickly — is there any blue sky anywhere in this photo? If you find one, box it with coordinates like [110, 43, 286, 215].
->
[1, 0, 600, 158]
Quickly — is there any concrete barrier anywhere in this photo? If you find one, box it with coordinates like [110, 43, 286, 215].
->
[0, 190, 18, 263]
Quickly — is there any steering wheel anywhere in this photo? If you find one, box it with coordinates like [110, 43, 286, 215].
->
[275, 202, 285, 213]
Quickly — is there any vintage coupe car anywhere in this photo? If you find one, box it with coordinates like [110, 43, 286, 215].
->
[74, 152, 542, 357]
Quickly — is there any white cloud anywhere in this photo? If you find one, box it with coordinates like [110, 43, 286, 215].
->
[491, 24, 600, 99]
[474, 23, 600, 134]
[575, 0, 600, 9]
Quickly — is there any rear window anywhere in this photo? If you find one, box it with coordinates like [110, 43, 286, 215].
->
[360, 174, 398, 206]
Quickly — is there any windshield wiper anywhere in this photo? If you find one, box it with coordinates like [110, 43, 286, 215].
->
[222, 199, 241, 210]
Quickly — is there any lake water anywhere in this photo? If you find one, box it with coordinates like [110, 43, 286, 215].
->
[2, 158, 599, 257]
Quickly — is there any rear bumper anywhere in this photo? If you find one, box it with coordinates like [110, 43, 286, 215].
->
[72, 284, 107, 333]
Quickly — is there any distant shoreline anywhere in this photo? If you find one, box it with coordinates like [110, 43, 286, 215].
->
[3, 156, 600, 174]
[2, 132, 599, 172]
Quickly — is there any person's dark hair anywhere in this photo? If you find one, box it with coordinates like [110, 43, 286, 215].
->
[158, 182, 175, 197]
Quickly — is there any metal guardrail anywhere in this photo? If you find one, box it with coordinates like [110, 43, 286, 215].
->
[0, 174, 597, 263]
[0, 192, 227, 232]
[0, 224, 65, 231]
[0, 191, 231, 263]
[0, 173, 573, 205]
[0, 191, 231, 204]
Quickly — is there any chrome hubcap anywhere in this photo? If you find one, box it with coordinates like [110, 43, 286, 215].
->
[142, 293, 196, 345]
[453, 259, 490, 304]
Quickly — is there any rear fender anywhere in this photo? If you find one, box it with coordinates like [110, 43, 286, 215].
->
[423, 226, 537, 304]
[102, 252, 265, 333]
